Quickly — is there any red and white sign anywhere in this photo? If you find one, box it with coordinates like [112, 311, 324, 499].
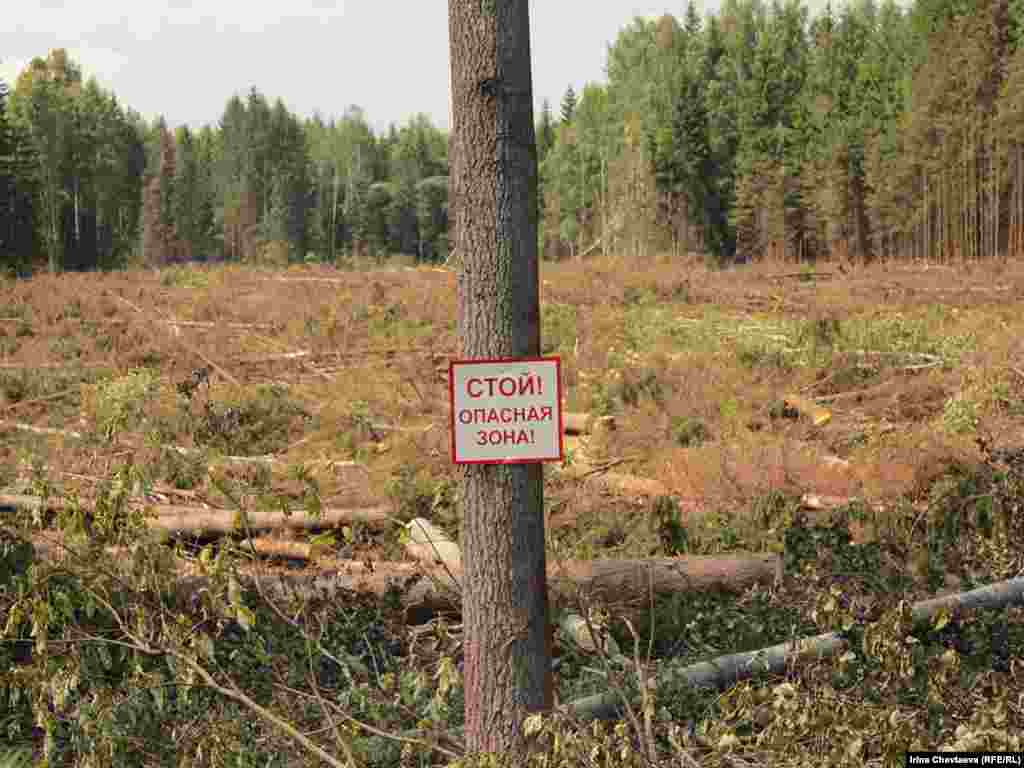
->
[449, 357, 563, 464]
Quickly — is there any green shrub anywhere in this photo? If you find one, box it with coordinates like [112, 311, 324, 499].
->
[93, 369, 159, 439]
[194, 385, 309, 455]
[670, 416, 708, 447]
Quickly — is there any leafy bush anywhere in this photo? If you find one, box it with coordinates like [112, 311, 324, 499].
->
[942, 395, 979, 434]
[91, 369, 159, 439]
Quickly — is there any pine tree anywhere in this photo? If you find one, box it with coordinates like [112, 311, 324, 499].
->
[560, 84, 577, 123]
[0, 77, 34, 271]
[0, 77, 15, 267]
[537, 99, 555, 164]
[685, 0, 703, 36]
[142, 119, 179, 265]
[173, 125, 198, 261]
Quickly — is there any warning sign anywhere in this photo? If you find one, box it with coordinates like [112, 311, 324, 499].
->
[449, 357, 563, 464]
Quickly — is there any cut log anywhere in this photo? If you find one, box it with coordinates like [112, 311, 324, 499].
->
[559, 612, 622, 657]
[566, 575, 1024, 721]
[582, 472, 669, 500]
[404, 517, 462, 572]
[177, 561, 462, 623]
[547, 555, 782, 601]
[0, 420, 84, 439]
[23, 525, 782, 625]
[800, 493, 883, 514]
[0, 495, 393, 534]
[169, 552, 780, 624]
[782, 395, 832, 426]
[247, 536, 341, 562]
[401, 517, 782, 599]
[233, 525, 781, 604]
[149, 504, 395, 535]
[563, 412, 615, 436]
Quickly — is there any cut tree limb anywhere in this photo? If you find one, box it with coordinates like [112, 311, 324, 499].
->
[565, 575, 1024, 720]
[0, 389, 78, 414]
[109, 292, 241, 387]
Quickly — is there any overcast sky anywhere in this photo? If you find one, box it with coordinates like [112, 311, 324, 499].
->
[2, 0, 837, 135]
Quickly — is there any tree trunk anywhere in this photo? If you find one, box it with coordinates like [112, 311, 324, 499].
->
[449, 0, 552, 758]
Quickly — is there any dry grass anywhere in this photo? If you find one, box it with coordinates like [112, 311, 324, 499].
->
[2, 254, 1024, 565]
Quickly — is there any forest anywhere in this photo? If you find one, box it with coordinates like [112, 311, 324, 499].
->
[2, 0, 1023, 272]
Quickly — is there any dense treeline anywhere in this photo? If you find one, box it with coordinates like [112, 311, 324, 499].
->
[3, 0, 1024, 272]
[541, 0, 1024, 265]
[0, 51, 145, 274]
[0, 51, 449, 272]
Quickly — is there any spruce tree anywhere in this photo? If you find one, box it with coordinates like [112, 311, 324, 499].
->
[0, 77, 14, 267]
[560, 84, 577, 123]
[537, 98, 555, 163]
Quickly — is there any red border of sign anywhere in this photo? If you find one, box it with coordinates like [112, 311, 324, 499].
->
[449, 356, 564, 465]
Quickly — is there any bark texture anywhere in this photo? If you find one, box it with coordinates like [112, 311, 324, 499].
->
[449, 0, 551, 756]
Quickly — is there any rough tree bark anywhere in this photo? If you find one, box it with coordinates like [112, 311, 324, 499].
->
[449, 0, 552, 758]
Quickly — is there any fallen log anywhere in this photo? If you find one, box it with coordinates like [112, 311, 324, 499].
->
[0, 420, 84, 439]
[0, 495, 395, 535]
[243, 522, 781, 605]
[582, 472, 669, 500]
[149, 503, 395, 535]
[173, 561, 461, 623]
[565, 575, 1024, 721]
[800, 493, 884, 514]
[170, 552, 781, 624]
[563, 412, 615, 436]
[19, 518, 782, 625]
[400, 520, 779, 609]
[547, 555, 781, 602]
[404, 518, 461, 572]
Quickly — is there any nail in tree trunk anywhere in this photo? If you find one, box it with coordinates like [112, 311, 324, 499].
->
[448, 0, 552, 758]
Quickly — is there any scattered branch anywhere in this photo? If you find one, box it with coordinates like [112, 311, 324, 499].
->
[566, 575, 1024, 721]
[0, 388, 78, 415]
[110, 292, 241, 386]
[0, 420, 83, 439]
